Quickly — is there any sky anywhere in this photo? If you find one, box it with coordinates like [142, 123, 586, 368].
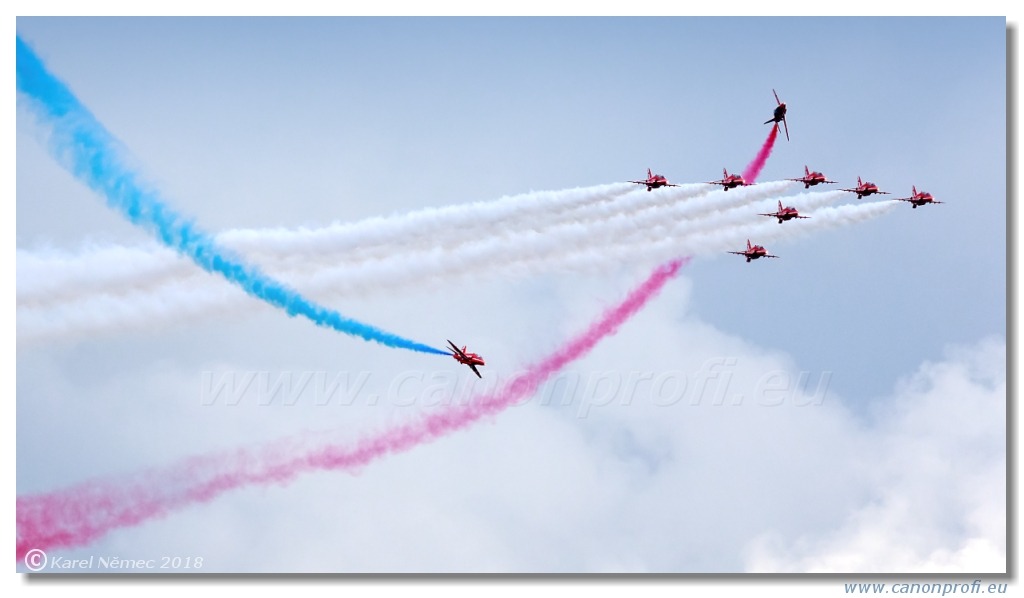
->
[13, 14, 1009, 582]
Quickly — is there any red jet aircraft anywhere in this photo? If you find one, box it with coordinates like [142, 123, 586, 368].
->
[764, 89, 789, 141]
[728, 239, 779, 262]
[841, 176, 891, 199]
[447, 339, 485, 378]
[788, 165, 837, 189]
[895, 185, 943, 209]
[630, 168, 681, 192]
[759, 200, 810, 224]
[707, 168, 749, 191]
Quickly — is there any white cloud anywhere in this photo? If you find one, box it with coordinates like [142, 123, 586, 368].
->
[19, 276, 1004, 573]
[744, 336, 1005, 573]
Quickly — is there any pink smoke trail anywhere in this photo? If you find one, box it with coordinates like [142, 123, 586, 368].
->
[742, 124, 779, 183]
[17, 258, 688, 561]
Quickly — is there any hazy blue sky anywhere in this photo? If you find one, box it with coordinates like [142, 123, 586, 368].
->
[15, 17, 1007, 576]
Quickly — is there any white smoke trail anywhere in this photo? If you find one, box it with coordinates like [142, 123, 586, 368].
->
[18, 198, 896, 343]
[18, 181, 789, 311]
[286, 189, 851, 296]
[536, 199, 901, 275]
[217, 181, 722, 265]
[19, 181, 716, 307]
[17, 243, 185, 308]
[241, 181, 799, 286]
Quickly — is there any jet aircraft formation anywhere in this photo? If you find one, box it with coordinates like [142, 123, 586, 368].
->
[457, 89, 942, 378]
[629, 89, 942, 267]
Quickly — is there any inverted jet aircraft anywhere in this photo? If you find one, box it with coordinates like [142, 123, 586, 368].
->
[764, 88, 789, 141]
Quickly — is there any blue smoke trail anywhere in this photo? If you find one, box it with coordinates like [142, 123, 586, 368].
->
[16, 36, 447, 356]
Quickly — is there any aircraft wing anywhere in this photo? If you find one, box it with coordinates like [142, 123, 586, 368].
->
[628, 180, 648, 185]
[468, 364, 483, 379]
[781, 118, 789, 141]
[758, 212, 781, 217]
[875, 190, 891, 195]
[764, 254, 780, 258]
[899, 199, 943, 206]
[727, 251, 748, 256]
[447, 339, 468, 360]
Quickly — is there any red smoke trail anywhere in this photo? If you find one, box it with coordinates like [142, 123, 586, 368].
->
[17, 258, 688, 560]
[742, 124, 779, 183]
